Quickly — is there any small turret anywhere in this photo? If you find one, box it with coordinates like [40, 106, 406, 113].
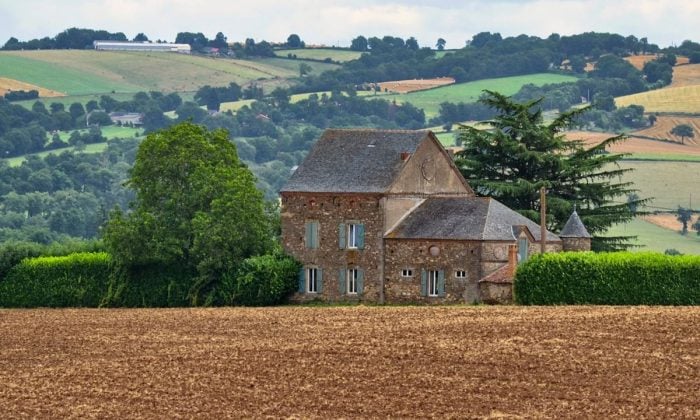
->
[560, 210, 591, 251]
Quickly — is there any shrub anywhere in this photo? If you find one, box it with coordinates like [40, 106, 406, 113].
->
[220, 253, 300, 306]
[0, 252, 111, 307]
[515, 252, 700, 305]
[0, 240, 104, 283]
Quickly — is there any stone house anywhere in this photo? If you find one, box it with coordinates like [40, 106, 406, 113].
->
[280, 129, 590, 304]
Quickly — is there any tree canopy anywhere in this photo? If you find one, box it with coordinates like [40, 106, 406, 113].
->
[455, 91, 645, 251]
[102, 122, 273, 304]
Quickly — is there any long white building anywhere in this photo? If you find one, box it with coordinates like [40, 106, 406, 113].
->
[93, 41, 191, 53]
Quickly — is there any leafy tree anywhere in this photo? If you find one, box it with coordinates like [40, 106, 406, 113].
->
[133, 33, 149, 42]
[436, 38, 446, 51]
[299, 62, 312, 77]
[102, 122, 273, 305]
[210, 32, 228, 50]
[677, 206, 693, 235]
[350, 36, 368, 51]
[671, 124, 694, 144]
[286, 34, 303, 48]
[455, 91, 644, 251]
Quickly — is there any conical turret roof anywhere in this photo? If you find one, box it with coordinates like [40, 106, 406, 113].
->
[560, 210, 591, 238]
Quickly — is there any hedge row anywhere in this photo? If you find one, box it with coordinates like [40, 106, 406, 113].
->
[0, 252, 300, 308]
[515, 252, 700, 305]
[0, 252, 111, 307]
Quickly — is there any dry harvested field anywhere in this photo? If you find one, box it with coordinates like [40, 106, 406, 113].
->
[566, 130, 700, 156]
[1, 307, 699, 418]
[378, 77, 455, 93]
[624, 54, 689, 71]
[0, 77, 64, 97]
[632, 115, 700, 145]
[671, 63, 700, 88]
[643, 213, 698, 232]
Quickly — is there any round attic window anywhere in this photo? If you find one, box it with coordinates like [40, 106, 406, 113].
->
[429, 246, 440, 256]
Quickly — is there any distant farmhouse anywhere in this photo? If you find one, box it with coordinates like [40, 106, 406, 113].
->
[280, 129, 590, 304]
[108, 112, 143, 126]
[93, 41, 191, 53]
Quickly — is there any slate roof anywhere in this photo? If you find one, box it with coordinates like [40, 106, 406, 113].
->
[560, 210, 592, 238]
[280, 129, 430, 193]
[386, 197, 561, 242]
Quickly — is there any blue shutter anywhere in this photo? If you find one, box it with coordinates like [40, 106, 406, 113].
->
[312, 222, 319, 248]
[518, 238, 528, 264]
[357, 224, 365, 249]
[357, 269, 364, 295]
[317, 268, 323, 293]
[305, 223, 312, 249]
[420, 269, 427, 296]
[298, 268, 305, 293]
[338, 223, 346, 249]
[338, 269, 346, 295]
[437, 270, 446, 297]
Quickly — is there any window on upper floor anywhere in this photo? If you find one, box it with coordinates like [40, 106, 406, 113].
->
[455, 270, 467, 279]
[401, 268, 414, 277]
[305, 220, 319, 249]
[339, 222, 364, 250]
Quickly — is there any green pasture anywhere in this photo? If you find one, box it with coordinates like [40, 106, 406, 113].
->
[275, 48, 362, 62]
[380, 73, 579, 118]
[605, 217, 700, 254]
[252, 57, 340, 75]
[5, 142, 110, 167]
[618, 160, 700, 211]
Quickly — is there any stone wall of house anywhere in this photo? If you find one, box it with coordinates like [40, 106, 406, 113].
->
[479, 282, 513, 304]
[384, 239, 482, 304]
[562, 237, 591, 251]
[281, 193, 385, 303]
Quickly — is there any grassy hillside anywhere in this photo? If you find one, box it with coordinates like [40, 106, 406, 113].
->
[274, 48, 362, 62]
[0, 50, 337, 100]
[619, 160, 700, 210]
[604, 217, 700, 254]
[616, 85, 700, 113]
[381, 73, 579, 118]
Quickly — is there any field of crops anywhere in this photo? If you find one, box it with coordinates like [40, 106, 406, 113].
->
[624, 54, 690, 71]
[382, 73, 578, 118]
[0, 77, 64, 97]
[616, 85, 700, 113]
[275, 48, 362, 62]
[1, 306, 698, 418]
[568, 130, 700, 158]
[378, 77, 455, 93]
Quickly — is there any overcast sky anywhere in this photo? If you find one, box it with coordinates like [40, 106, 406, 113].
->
[1, 0, 698, 49]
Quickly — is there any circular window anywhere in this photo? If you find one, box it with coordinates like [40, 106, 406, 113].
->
[429, 246, 440, 256]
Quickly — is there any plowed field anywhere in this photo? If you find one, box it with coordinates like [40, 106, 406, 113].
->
[1, 307, 699, 418]
[378, 77, 455, 93]
[632, 115, 700, 145]
[567, 130, 700, 156]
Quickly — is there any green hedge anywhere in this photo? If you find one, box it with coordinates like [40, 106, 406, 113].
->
[0, 252, 111, 307]
[101, 263, 194, 308]
[515, 252, 700, 305]
[220, 254, 301, 306]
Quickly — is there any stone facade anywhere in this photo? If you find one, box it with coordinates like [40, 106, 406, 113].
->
[281, 193, 385, 303]
[562, 237, 592, 252]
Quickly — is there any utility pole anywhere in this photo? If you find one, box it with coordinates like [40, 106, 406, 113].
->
[540, 186, 547, 254]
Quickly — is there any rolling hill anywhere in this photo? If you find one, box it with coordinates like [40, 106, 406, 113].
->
[615, 64, 700, 113]
[274, 48, 362, 62]
[0, 50, 340, 99]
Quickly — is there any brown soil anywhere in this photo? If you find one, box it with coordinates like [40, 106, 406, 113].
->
[1, 307, 699, 418]
[378, 77, 455, 93]
[566, 130, 700, 156]
[0, 77, 64, 97]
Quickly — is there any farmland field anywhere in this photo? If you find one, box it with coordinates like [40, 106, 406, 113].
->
[605, 217, 700, 254]
[1, 307, 698, 418]
[618, 160, 700, 210]
[378, 77, 455, 93]
[631, 115, 700, 144]
[0, 77, 64, 97]
[381, 73, 579, 118]
[568, 130, 700, 158]
[616, 85, 700, 113]
[274, 48, 362, 62]
[0, 50, 324, 97]
[624, 54, 689, 71]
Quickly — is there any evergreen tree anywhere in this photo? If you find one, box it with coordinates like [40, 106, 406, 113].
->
[455, 91, 646, 251]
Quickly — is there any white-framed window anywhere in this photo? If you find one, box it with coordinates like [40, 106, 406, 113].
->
[339, 223, 364, 249]
[347, 268, 358, 294]
[307, 267, 318, 293]
[428, 270, 439, 297]
[455, 270, 467, 279]
[401, 269, 414, 277]
[348, 224, 359, 249]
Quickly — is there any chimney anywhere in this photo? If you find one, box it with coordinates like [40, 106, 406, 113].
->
[400, 151, 411, 161]
[507, 244, 518, 277]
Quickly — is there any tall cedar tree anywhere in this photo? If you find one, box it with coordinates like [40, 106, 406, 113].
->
[102, 122, 273, 304]
[455, 91, 646, 251]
